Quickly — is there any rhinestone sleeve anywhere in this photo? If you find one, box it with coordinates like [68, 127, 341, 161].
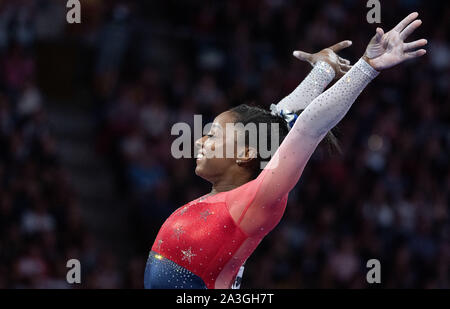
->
[293, 58, 379, 138]
[276, 61, 335, 112]
[226, 58, 379, 237]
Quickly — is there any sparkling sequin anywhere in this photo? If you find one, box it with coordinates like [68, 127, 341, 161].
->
[173, 225, 185, 240]
[178, 206, 189, 216]
[156, 239, 163, 250]
[198, 193, 213, 202]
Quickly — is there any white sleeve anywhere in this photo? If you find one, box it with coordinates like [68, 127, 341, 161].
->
[295, 58, 379, 138]
[276, 61, 336, 112]
[229, 58, 379, 236]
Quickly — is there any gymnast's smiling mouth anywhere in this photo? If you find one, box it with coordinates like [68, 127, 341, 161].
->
[196, 149, 206, 161]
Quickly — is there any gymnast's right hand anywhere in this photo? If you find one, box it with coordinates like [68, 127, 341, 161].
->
[293, 40, 353, 79]
[363, 12, 427, 71]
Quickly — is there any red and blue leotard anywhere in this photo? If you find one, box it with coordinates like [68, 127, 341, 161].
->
[146, 175, 288, 289]
[144, 59, 379, 289]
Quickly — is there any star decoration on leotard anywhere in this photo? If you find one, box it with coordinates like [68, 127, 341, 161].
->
[199, 209, 213, 221]
[181, 247, 196, 264]
[173, 225, 185, 241]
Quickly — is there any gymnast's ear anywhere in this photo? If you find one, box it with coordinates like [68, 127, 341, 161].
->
[236, 146, 257, 166]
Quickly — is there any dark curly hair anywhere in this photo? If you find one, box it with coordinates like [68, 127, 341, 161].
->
[229, 103, 341, 179]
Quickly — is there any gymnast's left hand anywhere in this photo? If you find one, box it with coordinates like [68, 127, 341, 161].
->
[363, 12, 427, 71]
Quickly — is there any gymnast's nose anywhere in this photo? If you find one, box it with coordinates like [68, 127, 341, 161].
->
[195, 135, 207, 149]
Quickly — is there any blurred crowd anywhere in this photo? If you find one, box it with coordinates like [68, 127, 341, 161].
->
[0, 0, 78, 287]
[0, 0, 142, 289]
[1, 0, 449, 288]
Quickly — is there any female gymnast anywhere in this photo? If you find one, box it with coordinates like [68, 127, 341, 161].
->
[144, 13, 427, 289]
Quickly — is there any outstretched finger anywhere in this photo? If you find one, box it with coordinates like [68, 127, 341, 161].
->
[329, 40, 352, 52]
[400, 19, 422, 40]
[341, 64, 352, 71]
[406, 49, 427, 59]
[404, 39, 427, 51]
[339, 57, 351, 65]
[338, 68, 348, 76]
[293, 50, 312, 62]
[374, 27, 384, 42]
[394, 12, 419, 32]
[337, 63, 352, 74]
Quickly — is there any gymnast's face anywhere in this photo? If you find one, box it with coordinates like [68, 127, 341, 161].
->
[194, 111, 246, 182]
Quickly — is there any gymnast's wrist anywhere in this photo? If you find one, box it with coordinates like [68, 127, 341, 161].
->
[314, 61, 336, 80]
[359, 57, 380, 79]
[362, 55, 378, 70]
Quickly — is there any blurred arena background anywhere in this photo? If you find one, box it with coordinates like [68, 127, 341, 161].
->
[0, 0, 448, 288]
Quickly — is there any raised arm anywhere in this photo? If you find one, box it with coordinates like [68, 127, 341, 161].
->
[228, 12, 427, 237]
[276, 41, 353, 112]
